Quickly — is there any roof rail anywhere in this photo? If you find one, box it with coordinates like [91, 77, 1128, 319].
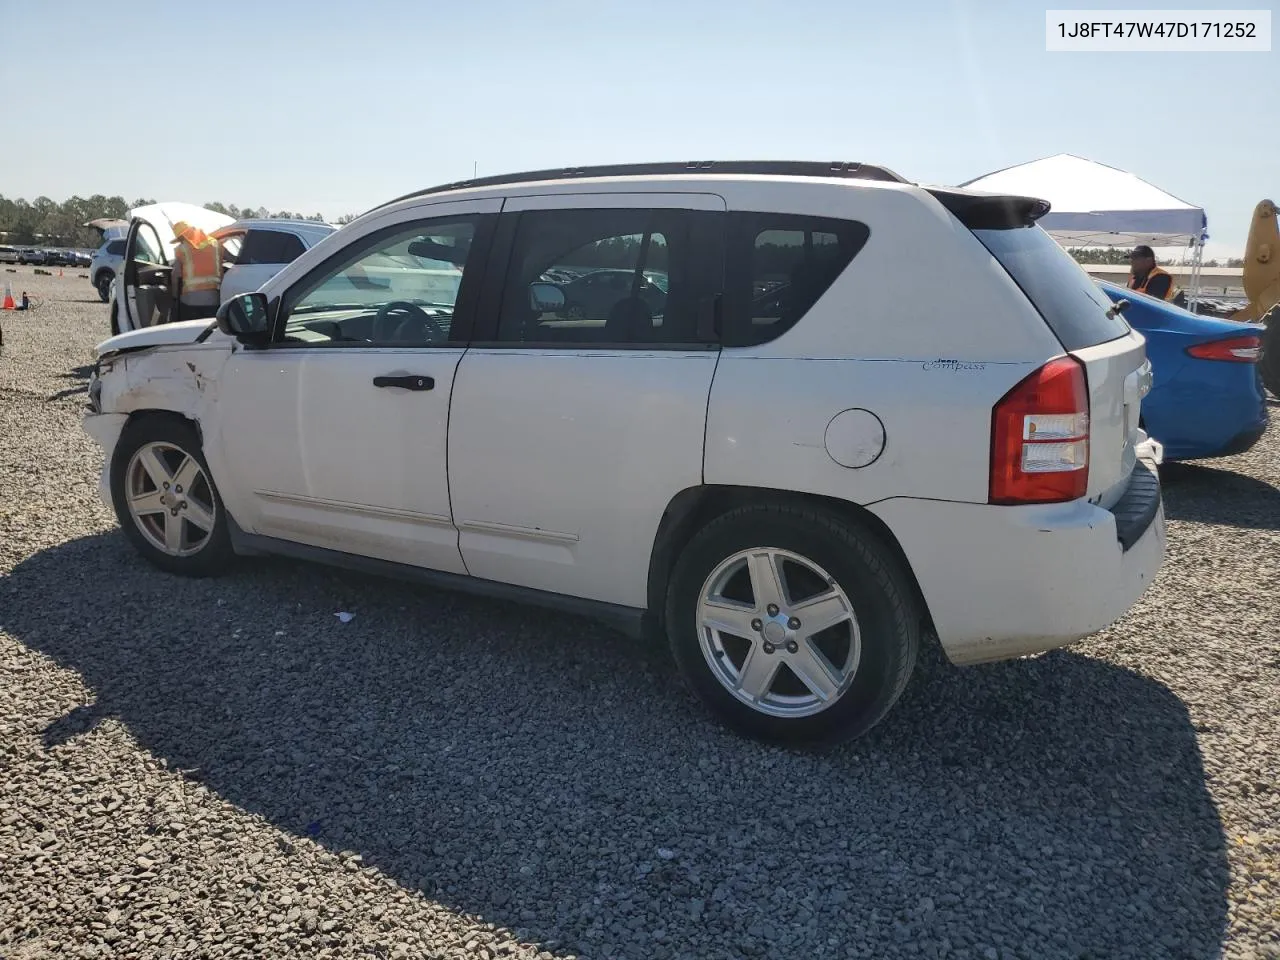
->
[372, 160, 910, 212]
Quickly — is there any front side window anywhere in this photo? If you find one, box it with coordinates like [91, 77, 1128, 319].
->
[724, 214, 870, 346]
[133, 223, 167, 265]
[496, 207, 704, 345]
[281, 217, 479, 346]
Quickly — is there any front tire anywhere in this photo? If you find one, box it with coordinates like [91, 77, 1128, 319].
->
[665, 503, 919, 747]
[95, 271, 113, 303]
[110, 415, 233, 577]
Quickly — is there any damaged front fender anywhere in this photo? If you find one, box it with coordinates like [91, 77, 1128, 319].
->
[97, 345, 232, 422]
[84, 344, 234, 511]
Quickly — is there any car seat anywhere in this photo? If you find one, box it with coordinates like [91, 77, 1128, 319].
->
[605, 296, 654, 342]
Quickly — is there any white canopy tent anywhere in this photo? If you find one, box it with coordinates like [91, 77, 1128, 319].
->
[960, 154, 1209, 308]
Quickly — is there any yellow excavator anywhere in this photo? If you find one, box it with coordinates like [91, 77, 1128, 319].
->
[1233, 199, 1280, 396]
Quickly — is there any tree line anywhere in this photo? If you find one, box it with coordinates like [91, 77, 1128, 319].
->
[0, 195, 358, 248]
[533, 236, 1251, 275]
[1066, 246, 1244, 268]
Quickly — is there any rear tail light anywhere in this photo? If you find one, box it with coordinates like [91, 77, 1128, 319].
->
[1185, 335, 1261, 363]
[990, 356, 1090, 505]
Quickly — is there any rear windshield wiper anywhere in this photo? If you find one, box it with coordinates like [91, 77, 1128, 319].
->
[1107, 298, 1130, 320]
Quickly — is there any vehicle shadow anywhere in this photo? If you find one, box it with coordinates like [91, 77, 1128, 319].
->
[44, 363, 94, 402]
[1161, 460, 1280, 530]
[7, 533, 1229, 959]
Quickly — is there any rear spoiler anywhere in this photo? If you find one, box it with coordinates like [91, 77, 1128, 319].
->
[84, 217, 131, 242]
[927, 188, 1051, 229]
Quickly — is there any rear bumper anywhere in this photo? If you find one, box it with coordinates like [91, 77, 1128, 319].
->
[871, 458, 1165, 666]
[1158, 418, 1267, 460]
[1144, 366, 1268, 460]
[1214, 421, 1267, 458]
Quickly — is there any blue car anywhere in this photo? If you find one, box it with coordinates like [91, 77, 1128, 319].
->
[1098, 280, 1268, 460]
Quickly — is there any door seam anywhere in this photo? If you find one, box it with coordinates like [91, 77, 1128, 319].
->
[447, 346, 471, 577]
[702, 349, 722, 485]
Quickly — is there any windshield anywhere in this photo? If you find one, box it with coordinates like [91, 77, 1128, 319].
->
[973, 224, 1131, 352]
[644, 270, 669, 293]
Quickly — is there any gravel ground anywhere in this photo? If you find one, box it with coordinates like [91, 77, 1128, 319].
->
[1, 270, 1277, 960]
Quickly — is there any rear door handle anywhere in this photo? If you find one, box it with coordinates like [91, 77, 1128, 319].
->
[373, 374, 434, 391]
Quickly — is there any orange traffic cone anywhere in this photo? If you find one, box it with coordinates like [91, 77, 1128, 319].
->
[2, 282, 15, 310]
[58, 268, 64, 278]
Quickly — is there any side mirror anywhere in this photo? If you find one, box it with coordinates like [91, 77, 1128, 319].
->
[216, 292, 271, 344]
[528, 281, 565, 313]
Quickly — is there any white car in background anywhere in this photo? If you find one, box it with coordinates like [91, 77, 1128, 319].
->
[83, 161, 1166, 746]
[211, 219, 338, 301]
[101, 202, 336, 334]
[86, 211, 154, 303]
[88, 236, 126, 302]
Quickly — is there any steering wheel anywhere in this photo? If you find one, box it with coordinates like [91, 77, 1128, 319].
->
[372, 301, 447, 343]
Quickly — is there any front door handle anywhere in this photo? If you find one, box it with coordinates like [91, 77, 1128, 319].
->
[373, 374, 435, 391]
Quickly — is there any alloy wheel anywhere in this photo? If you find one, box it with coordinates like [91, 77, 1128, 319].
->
[124, 441, 217, 557]
[696, 547, 861, 718]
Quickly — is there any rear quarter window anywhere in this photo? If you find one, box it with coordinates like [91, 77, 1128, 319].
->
[972, 225, 1130, 352]
[105, 240, 126, 256]
[723, 213, 870, 347]
[238, 229, 308, 266]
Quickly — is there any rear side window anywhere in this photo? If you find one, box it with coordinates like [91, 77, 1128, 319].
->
[105, 240, 126, 256]
[238, 229, 307, 266]
[723, 213, 869, 347]
[973, 225, 1129, 351]
[495, 207, 716, 346]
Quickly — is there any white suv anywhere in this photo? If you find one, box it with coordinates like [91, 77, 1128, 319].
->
[89, 238, 127, 302]
[82, 161, 1165, 745]
[211, 218, 337, 302]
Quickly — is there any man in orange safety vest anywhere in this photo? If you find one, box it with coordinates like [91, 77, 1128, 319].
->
[169, 220, 223, 322]
[1128, 245, 1187, 307]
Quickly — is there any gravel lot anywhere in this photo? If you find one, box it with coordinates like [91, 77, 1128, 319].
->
[1, 270, 1277, 960]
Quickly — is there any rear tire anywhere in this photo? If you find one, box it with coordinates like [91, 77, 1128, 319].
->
[95, 271, 113, 303]
[665, 502, 919, 747]
[110, 415, 234, 577]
